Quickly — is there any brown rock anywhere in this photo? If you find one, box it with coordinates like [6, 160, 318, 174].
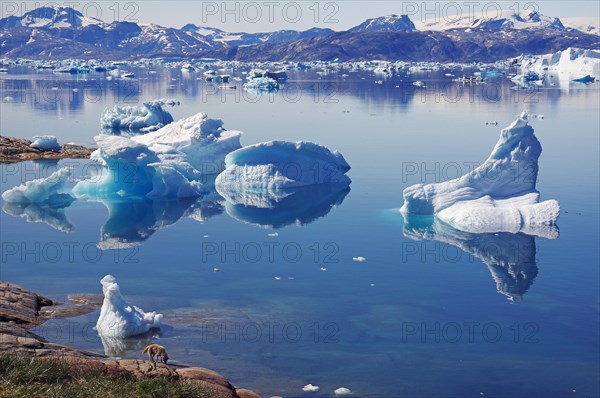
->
[236, 388, 263, 398]
[177, 367, 232, 388]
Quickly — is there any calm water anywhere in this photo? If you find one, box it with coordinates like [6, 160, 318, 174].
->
[1, 66, 599, 398]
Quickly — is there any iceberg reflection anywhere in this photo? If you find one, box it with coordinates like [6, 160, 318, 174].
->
[2, 198, 75, 233]
[96, 195, 224, 250]
[221, 183, 350, 229]
[402, 216, 558, 302]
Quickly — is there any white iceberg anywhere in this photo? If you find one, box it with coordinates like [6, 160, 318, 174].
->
[30, 135, 60, 151]
[101, 99, 178, 133]
[243, 77, 279, 92]
[216, 141, 351, 194]
[2, 167, 73, 204]
[96, 275, 163, 339]
[73, 112, 242, 199]
[401, 112, 559, 237]
[519, 48, 599, 87]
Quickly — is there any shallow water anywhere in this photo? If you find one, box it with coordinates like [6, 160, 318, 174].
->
[1, 66, 599, 398]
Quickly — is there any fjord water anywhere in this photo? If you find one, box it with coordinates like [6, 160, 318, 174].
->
[1, 67, 599, 398]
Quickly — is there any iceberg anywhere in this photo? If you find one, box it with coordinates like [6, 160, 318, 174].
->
[243, 77, 279, 92]
[100, 99, 178, 134]
[519, 48, 600, 86]
[96, 275, 163, 339]
[216, 141, 351, 192]
[401, 112, 559, 237]
[1, 167, 73, 205]
[73, 112, 242, 199]
[30, 135, 60, 151]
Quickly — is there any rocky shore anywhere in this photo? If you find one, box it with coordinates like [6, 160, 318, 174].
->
[0, 281, 261, 398]
[0, 136, 94, 163]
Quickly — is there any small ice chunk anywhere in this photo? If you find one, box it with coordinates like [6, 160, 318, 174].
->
[334, 387, 353, 395]
[302, 384, 320, 392]
[268, 232, 279, 237]
[353, 256, 366, 262]
[274, 276, 281, 280]
[320, 267, 327, 272]
[30, 135, 60, 151]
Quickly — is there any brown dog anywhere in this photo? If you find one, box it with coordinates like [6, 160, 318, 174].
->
[143, 344, 169, 369]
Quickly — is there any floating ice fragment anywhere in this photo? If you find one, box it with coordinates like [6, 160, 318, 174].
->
[302, 384, 320, 392]
[334, 387, 353, 395]
[353, 256, 366, 262]
[268, 232, 279, 237]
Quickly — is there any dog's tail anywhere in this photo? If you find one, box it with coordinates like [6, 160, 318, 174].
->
[143, 346, 149, 354]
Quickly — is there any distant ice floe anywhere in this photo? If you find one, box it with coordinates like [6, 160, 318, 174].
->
[243, 77, 279, 93]
[334, 387, 353, 395]
[30, 135, 60, 151]
[401, 111, 560, 238]
[518, 47, 599, 86]
[302, 384, 320, 392]
[101, 99, 179, 134]
[96, 275, 162, 340]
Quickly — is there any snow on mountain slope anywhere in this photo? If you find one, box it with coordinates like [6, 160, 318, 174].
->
[0, 6, 106, 29]
[562, 16, 599, 35]
[414, 10, 566, 31]
[349, 14, 416, 32]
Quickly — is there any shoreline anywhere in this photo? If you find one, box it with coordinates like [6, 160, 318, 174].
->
[0, 281, 262, 398]
[0, 136, 94, 163]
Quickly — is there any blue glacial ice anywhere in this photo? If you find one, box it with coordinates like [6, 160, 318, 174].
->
[216, 140, 351, 192]
[100, 99, 179, 134]
[30, 135, 61, 151]
[401, 112, 560, 238]
[1, 167, 73, 205]
[215, 141, 351, 228]
[72, 112, 242, 199]
[96, 275, 162, 339]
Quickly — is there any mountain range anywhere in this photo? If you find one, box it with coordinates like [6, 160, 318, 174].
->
[1, 6, 598, 62]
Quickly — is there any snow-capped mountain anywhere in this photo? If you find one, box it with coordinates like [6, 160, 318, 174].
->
[0, 6, 598, 61]
[415, 10, 568, 31]
[0, 6, 106, 29]
[349, 14, 416, 32]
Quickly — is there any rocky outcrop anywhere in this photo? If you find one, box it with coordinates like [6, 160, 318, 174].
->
[0, 281, 262, 398]
[0, 136, 94, 163]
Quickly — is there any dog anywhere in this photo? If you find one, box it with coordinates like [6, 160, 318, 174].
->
[143, 344, 169, 369]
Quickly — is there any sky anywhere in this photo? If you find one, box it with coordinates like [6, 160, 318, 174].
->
[3, 1, 599, 32]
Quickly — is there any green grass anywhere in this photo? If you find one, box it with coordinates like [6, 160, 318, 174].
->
[0, 354, 225, 398]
